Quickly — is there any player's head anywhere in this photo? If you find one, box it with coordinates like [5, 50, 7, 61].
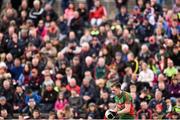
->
[110, 81, 121, 95]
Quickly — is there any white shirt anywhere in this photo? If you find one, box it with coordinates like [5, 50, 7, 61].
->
[138, 68, 154, 83]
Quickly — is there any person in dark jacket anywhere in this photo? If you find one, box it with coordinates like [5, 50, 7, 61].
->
[41, 83, 58, 113]
[0, 33, 6, 54]
[87, 103, 101, 119]
[80, 78, 96, 104]
[13, 86, 26, 113]
[70, 11, 84, 39]
[43, 3, 58, 22]
[28, 68, 42, 92]
[0, 80, 14, 105]
[0, 96, 13, 118]
[29, 0, 44, 26]
[149, 90, 167, 113]
[69, 90, 83, 118]
[115, 6, 129, 25]
[168, 76, 180, 98]
[22, 98, 40, 117]
[10, 58, 24, 84]
[136, 101, 152, 119]
[77, 3, 89, 24]
[7, 33, 24, 58]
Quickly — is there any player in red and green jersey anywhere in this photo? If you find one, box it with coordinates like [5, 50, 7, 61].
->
[111, 82, 135, 119]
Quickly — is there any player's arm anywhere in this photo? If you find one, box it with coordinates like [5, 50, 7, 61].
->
[116, 93, 131, 115]
[117, 103, 131, 115]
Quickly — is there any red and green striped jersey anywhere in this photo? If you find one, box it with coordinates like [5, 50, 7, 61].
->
[114, 91, 135, 119]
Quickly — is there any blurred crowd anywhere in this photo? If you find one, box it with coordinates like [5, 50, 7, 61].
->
[0, 0, 179, 119]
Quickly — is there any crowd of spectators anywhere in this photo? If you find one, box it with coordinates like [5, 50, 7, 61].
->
[0, 0, 179, 119]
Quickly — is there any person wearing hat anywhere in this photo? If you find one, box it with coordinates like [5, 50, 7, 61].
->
[110, 82, 135, 119]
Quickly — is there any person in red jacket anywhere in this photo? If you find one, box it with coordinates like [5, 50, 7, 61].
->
[66, 78, 80, 94]
[89, 0, 107, 26]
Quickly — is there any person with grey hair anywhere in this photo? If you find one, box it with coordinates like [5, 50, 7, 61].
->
[29, 0, 44, 26]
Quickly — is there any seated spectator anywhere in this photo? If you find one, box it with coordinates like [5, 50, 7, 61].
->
[138, 62, 154, 87]
[0, 108, 11, 119]
[80, 78, 96, 104]
[89, 0, 107, 26]
[77, 2, 89, 24]
[70, 11, 84, 38]
[97, 90, 112, 118]
[95, 57, 107, 79]
[47, 21, 60, 42]
[87, 103, 100, 119]
[66, 78, 80, 94]
[13, 86, 26, 113]
[149, 90, 167, 114]
[25, 89, 41, 105]
[28, 68, 42, 92]
[32, 109, 41, 119]
[64, 104, 74, 119]
[0, 96, 13, 117]
[168, 75, 180, 98]
[164, 59, 178, 80]
[10, 58, 24, 85]
[41, 83, 58, 112]
[136, 101, 152, 119]
[29, 0, 44, 26]
[64, 3, 75, 25]
[54, 92, 68, 111]
[68, 90, 83, 117]
[115, 6, 129, 25]
[121, 67, 133, 90]
[40, 40, 57, 58]
[7, 33, 24, 58]
[36, 20, 48, 40]
[23, 98, 39, 117]
[43, 3, 58, 22]
[0, 80, 14, 104]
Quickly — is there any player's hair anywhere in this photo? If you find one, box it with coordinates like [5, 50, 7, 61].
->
[111, 81, 121, 88]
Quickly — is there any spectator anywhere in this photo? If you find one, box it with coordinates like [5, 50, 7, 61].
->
[66, 78, 80, 94]
[115, 6, 129, 25]
[95, 57, 107, 79]
[138, 62, 154, 87]
[164, 59, 178, 80]
[29, 0, 44, 26]
[68, 90, 83, 117]
[80, 78, 96, 104]
[168, 75, 180, 98]
[89, 0, 107, 26]
[149, 90, 167, 113]
[136, 101, 152, 119]
[54, 92, 68, 111]
[0, 80, 14, 104]
[41, 83, 58, 112]
[0, 96, 13, 117]
[87, 103, 100, 119]
[23, 98, 39, 117]
[64, 3, 75, 26]
[13, 86, 26, 113]
[32, 109, 41, 119]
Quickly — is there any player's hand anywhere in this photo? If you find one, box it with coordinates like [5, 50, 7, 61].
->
[112, 106, 118, 113]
